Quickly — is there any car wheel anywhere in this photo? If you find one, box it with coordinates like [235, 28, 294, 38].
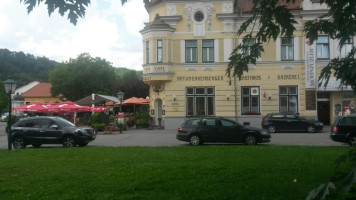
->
[78, 143, 88, 147]
[349, 135, 356, 146]
[13, 137, 26, 149]
[189, 135, 202, 146]
[244, 134, 257, 145]
[267, 125, 276, 133]
[32, 144, 41, 148]
[63, 136, 76, 148]
[306, 125, 315, 133]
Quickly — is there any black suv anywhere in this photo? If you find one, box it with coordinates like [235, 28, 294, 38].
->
[11, 116, 96, 149]
[177, 117, 271, 145]
[330, 114, 356, 146]
[261, 113, 323, 133]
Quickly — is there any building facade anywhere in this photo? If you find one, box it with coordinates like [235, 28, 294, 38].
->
[141, 0, 356, 129]
[22, 83, 61, 104]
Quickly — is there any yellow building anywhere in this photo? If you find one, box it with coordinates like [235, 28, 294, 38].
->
[141, 0, 356, 129]
[22, 83, 61, 104]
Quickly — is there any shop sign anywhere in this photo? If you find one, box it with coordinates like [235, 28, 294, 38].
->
[277, 75, 301, 80]
[305, 41, 316, 88]
[176, 76, 224, 81]
[241, 76, 261, 80]
[143, 66, 168, 74]
[239, 75, 301, 81]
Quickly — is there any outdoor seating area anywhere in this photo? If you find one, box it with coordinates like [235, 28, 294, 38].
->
[11, 97, 151, 132]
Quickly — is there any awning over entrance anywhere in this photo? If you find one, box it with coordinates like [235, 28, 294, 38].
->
[318, 77, 353, 91]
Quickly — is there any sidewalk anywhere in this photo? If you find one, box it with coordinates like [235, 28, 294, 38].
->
[96, 126, 176, 135]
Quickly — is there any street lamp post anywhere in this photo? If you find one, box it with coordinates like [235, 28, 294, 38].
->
[3, 78, 17, 150]
[117, 90, 124, 133]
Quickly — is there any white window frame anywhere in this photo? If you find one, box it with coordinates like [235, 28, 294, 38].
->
[157, 40, 163, 63]
[202, 39, 214, 62]
[185, 40, 197, 63]
[281, 37, 294, 61]
[317, 36, 329, 59]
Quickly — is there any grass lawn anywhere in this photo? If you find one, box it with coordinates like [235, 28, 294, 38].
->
[0, 146, 351, 200]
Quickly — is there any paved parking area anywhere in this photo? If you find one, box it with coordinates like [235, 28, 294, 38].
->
[0, 122, 346, 149]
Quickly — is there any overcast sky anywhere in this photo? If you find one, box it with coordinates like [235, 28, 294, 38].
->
[0, 0, 148, 71]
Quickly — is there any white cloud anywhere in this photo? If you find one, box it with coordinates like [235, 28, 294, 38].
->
[0, 0, 148, 71]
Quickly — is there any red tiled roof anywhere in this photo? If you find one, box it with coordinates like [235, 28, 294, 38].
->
[237, 0, 304, 12]
[22, 83, 53, 98]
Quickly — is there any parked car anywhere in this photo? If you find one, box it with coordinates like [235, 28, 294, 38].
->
[1, 112, 9, 122]
[176, 117, 271, 145]
[262, 113, 323, 133]
[330, 114, 356, 146]
[10, 116, 96, 149]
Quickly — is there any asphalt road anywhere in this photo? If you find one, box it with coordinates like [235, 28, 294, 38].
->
[0, 121, 347, 149]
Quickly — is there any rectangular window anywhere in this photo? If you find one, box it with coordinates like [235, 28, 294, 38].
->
[241, 86, 260, 115]
[157, 40, 163, 63]
[185, 40, 197, 63]
[317, 36, 329, 59]
[340, 36, 353, 58]
[202, 39, 214, 62]
[186, 87, 215, 116]
[279, 86, 298, 113]
[243, 38, 255, 57]
[146, 41, 149, 64]
[281, 38, 294, 61]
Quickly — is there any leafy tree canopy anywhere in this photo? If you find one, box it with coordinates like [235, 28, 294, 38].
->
[0, 48, 57, 112]
[49, 53, 117, 101]
[227, 0, 356, 92]
[0, 48, 57, 85]
[113, 76, 149, 100]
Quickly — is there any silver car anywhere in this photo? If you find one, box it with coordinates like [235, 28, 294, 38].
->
[1, 112, 9, 122]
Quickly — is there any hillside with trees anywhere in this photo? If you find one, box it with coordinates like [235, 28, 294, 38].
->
[0, 48, 58, 112]
[0, 48, 57, 86]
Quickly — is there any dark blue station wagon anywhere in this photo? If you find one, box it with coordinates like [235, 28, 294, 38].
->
[177, 117, 271, 145]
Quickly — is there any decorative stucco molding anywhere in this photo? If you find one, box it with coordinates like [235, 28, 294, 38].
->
[183, 2, 216, 36]
[166, 3, 177, 16]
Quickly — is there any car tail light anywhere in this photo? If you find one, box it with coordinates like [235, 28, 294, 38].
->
[177, 126, 183, 131]
[262, 119, 267, 123]
[332, 126, 338, 134]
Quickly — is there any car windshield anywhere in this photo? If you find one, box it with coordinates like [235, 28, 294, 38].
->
[55, 117, 75, 127]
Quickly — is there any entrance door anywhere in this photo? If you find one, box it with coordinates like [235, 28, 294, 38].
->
[155, 99, 162, 126]
[317, 101, 330, 125]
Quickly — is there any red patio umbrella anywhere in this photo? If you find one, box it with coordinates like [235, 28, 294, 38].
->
[50, 103, 91, 113]
[12, 102, 48, 112]
[91, 106, 105, 112]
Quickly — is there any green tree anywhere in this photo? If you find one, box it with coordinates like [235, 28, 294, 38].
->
[227, 0, 356, 92]
[0, 48, 57, 85]
[49, 53, 117, 101]
[0, 83, 8, 113]
[113, 76, 149, 99]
